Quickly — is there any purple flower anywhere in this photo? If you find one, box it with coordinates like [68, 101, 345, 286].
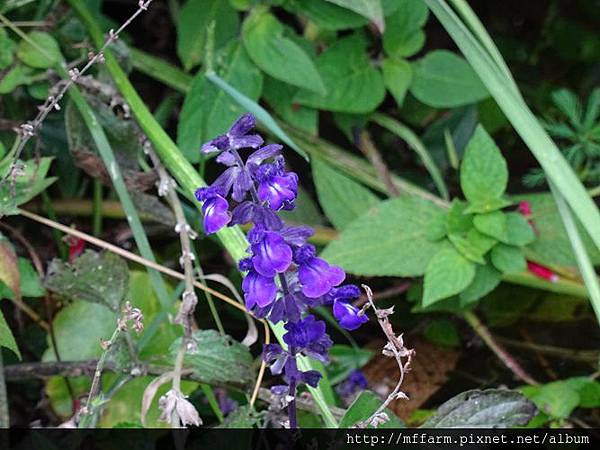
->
[333, 299, 368, 330]
[242, 270, 277, 309]
[249, 228, 292, 277]
[283, 315, 332, 363]
[201, 113, 263, 153]
[195, 188, 231, 234]
[254, 157, 298, 211]
[336, 369, 368, 401]
[294, 245, 345, 298]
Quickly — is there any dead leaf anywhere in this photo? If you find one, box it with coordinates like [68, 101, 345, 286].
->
[0, 238, 20, 302]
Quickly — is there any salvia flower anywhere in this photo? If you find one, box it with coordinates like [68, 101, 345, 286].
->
[336, 369, 368, 403]
[196, 113, 368, 428]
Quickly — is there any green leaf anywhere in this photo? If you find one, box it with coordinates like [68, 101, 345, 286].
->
[294, 34, 385, 113]
[242, 11, 325, 94]
[217, 405, 260, 428]
[0, 238, 19, 301]
[423, 246, 476, 306]
[45, 250, 129, 311]
[339, 391, 404, 428]
[424, 319, 460, 347]
[521, 381, 580, 420]
[325, 0, 385, 32]
[0, 28, 16, 69]
[459, 264, 501, 306]
[565, 378, 600, 408]
[0, 64, 33, 94]
[171, 329, 255, 386]
[490, 244, 526, 274]
[445, 200, 472, 235]
[448, 229, 496, 264]
[460, 125, 508, 210]
[322, 196, 445, 276]
[423, 389, 536, 427]
[382, 58, 413, 106]
[0, 309, 20, 358]
[382, 0, 428, 58]
[17, 258, 45, 297]
[290, 0, 368, 30]
[312, 158, 380, 230]
[504, 212, 536, 246]
[473, 211, 507, 241]
[262, 76, 318, 135]
[410, 50, 489, 108]
[0, 157, 56, 216]
[176, 0, 239, 71]
[327, 345, 373, 385]
[516, 193, 600, 267]
[177, 42, 262, 162]
[16, 31, 62, 69]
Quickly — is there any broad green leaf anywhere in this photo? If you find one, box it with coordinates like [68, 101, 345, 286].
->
[473, 211, 507, 241]
[325, 0, 385, 32]
[242, 11, 325, 94]
[382, 58, 413, 106]
[290, 0, 368, 30]
[16, 31, 62, 69]
[459, 264, 501, 306]
[176, 0, 239, 71]
[0, 310, 20, 358]
[294, 34, 385, 113]
[171, 329, 255, 386]
[425, 213, 447, 241]
[382, 0, 428, 58]
[423, 246, 476, 306]
[312, 158, 380, 230]
[424, 319, 460, 347]
[0, 64, 33, 94]
[516, 193, 600, 267]
[423, 389, 536, 427]
[448, 229, 496, 265]
[445, 200, 472, 234]
[262, 76, 318, 135]
[0, 157, 56, 216]
[410, 50, 489, 108]
[565, 377, 600, 408]
[521, 382, 580, 420]
[327, 344, 373, 385]
[339, 391, 404, 428]
[490, 244, 526, 274]
[322, 196, 445, 276]
[0, 28, 16, 69]
[17, 258, 45, 297]
[504, 212, 535, 246]
[460, 125, 508, 210]
[177, 42, 262, 162]
[45, 250, 129, 311]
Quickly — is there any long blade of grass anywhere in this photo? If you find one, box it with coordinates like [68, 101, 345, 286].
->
[371, 113, 449, 200]
[549, 183, 600, 323]
[424, 0, 600, 250]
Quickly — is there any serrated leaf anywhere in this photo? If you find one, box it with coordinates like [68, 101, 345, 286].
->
[473, 211, 507, 241]
[339, 391, 404, 428]
[410, 50, 489, 108]
[294, 34, 385, 113]
[423, 389, 536, 427]
[460, 125, 508, 209]
[178, 42, 262, 162]
[325, 0, 385, 32]
[171, 329, 255, 386]
[322, 196, 445, 276]
[16, 31, 62, 69]
[459, 264, 501, 306]
[176, 0, 239, 71]
[45, 250, 129, 311]
[312, 158, 380, 230]
[242, 11, 325, 94]
[423, 246, 476, 307]
[504, 212, 536, 246]
[382, 58, 412, 106]
[383, 0, 428, 58]
[490, 244, 526, 274]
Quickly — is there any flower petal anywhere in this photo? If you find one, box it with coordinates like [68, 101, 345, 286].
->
[333, 299, 368, 331]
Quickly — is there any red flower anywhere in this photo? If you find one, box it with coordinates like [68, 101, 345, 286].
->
[527, 261, 558, 282]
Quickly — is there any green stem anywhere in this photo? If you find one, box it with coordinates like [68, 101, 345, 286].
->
[92, 179, 103, 236]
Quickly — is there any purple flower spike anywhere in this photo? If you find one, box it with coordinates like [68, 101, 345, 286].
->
[201, 113, 263, 154]
[283, 315, 332, 363]
[251, 230, 292, 277]
[295, 245, 345, 298]
[333, 299, 368, 330]
[201, 194, 231, 234]
[242, 270, 277, 309]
